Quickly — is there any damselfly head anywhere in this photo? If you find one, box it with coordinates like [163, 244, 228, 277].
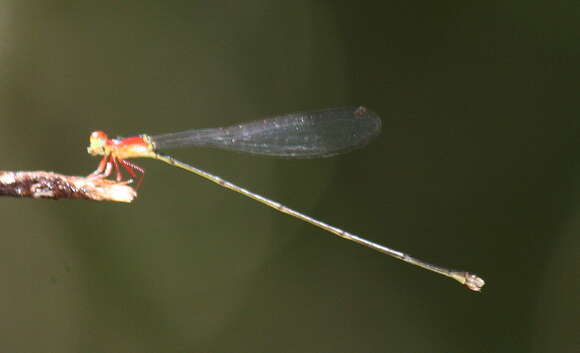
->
[87, 130, 109, 156]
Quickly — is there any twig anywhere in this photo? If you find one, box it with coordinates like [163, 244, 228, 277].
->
[0, 171, 136, 202]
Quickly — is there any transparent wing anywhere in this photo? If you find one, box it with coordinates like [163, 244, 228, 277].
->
[151, 106, 381, 158]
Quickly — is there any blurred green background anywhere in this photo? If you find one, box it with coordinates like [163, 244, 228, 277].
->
[0, 1, 577, 352]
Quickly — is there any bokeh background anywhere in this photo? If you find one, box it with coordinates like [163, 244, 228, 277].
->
[0, 1, 577, 352]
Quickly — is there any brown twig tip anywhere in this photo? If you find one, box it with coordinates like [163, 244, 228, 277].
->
[0, 171, 136, 202]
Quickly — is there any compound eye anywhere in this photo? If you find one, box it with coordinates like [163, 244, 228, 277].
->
[90, 131, 108, 141]
[87, 131, 109, 156]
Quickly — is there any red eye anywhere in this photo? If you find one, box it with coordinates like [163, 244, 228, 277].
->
[91, 131, 108, 140]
